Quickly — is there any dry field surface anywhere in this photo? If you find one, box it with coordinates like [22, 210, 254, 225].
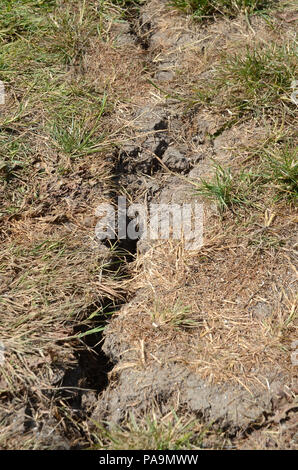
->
[0, 0, 297, 449]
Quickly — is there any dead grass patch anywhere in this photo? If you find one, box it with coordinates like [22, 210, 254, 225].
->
[84, 38, 150, 104]
[106, 198, 297, 387]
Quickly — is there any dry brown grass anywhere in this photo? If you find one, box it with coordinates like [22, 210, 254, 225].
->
[105, 201, 297, 385]
[84, 38, 150, 104]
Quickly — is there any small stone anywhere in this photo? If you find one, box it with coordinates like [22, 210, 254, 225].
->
[162, 147, 190, 172]
[155, 70, 174, 82]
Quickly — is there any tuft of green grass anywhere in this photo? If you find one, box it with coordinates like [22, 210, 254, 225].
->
[193, 42, 297, 118]
[195, 163, 259, 213]
[170, 0, 272, 19]
[263, 145, 298, 201]
[0, 0, 55, 42]
[92, 411, 217, 450]
[50, 94, 108, 158]
[216, 44, 297, 115]
[195, 143, 297, 217]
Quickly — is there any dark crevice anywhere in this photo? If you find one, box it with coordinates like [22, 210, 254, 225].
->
[154, 139, 168, 158]
[57, 185, 139, 431]
[24, 395, 38, 433]
[125, 8, 152, 50]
